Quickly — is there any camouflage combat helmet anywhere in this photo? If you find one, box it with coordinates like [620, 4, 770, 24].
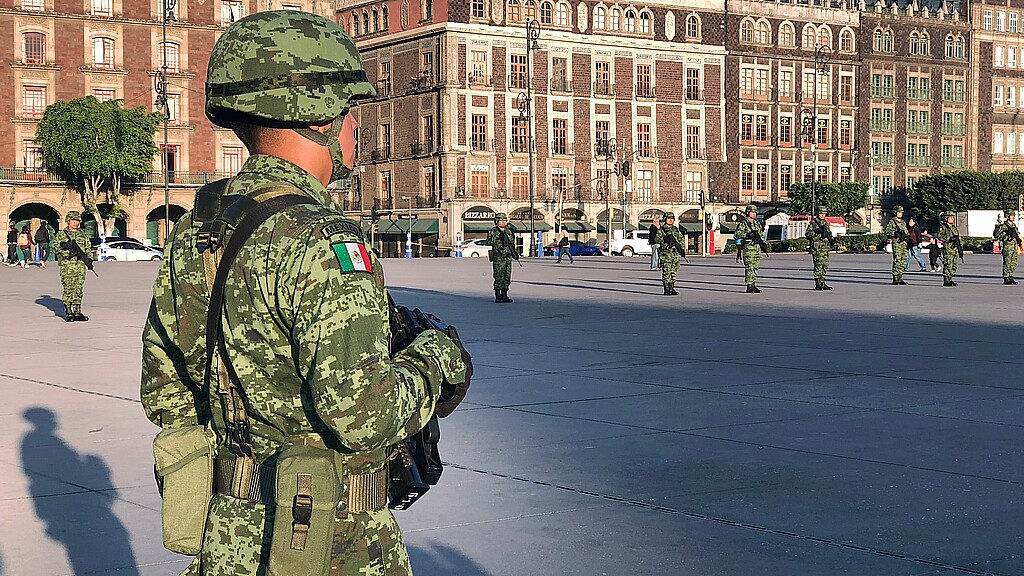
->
[205, 10, 376, 127]
[893, 205, 904, 213]
[663, 211, 675, 220]
[817, 206, 827, 214]
[744, 204, 757, 214]
[65, 211, 82, 222]
[494, 212, 508, 222]
[1005, 209, 1017, 217]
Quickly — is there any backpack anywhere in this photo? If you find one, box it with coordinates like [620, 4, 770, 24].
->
[17, 232, 31, 247]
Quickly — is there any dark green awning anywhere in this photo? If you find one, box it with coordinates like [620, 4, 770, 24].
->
[377, 218, 439, 235]
[719, 223, 738, 234]
[561, 221, 595, 232]
[510, 220, 552, 232]
[462, 221, 493, 232]
[845, 224, 870, 235]
[597, 222, 637, 232]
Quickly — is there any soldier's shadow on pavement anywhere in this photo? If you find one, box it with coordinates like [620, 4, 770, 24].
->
[35, 294, 65, 316]
[20, 407, 140, 576]
[408, 541, 492, 576]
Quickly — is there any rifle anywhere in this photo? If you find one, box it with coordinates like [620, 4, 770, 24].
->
[59, 238, 99, 277]
[498, 229, 523, 268]
[951, 232, 965, 264]
[748, 227, 770, 253]
[661, 229, 690, 263]
[386, 294, 472, 510]
[812, 220, 839, 251]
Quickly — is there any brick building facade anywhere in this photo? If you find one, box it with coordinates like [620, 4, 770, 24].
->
[969, 0, 1024, 173]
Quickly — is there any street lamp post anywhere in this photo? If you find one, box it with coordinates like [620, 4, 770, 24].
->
[157, 0, 177, 243]
[600, 138, 617, 250]
[810, 44, 831, 213]
[402, 195, 413, 258]
[516, 19, 541, 257]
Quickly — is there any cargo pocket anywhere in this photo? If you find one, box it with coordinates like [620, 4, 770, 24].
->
[199, 493, 268, 576]
[267, 443, 340, 576]
[152, 425, 215, 555]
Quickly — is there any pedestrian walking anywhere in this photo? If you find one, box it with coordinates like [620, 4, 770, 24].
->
[6, 222, 17, 265]
[804, 205, 834, 290]
[34, 222, 50, 267]
[556, 233, 574, 264]
[17, 225, 34, 268]
[487, 212, 517, 302]
[734, 204, 767, 293]
[648, 215, 661, 270]
[924, 233, 941, 272]
[936, 211, 962, 286]
[53, 211, 91, 321]
[141, 12, 472, 576]
[654, 212, 685, 295]
[884, 205, 910, 285]
[993, 209, 1021, 284]
[905, 217, 927, 272]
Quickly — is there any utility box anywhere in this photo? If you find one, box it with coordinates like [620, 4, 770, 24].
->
[955, 210, 1001, 237]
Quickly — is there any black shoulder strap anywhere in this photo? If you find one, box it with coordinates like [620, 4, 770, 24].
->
[202, 193, 317, 400]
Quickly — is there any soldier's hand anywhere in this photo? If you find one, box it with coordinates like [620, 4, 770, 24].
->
[435, 325, 471, 418]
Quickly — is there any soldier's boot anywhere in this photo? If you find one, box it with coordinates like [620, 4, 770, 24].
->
[501, 289, 513, 303]
[814, 279, 823, 290]
[73, 305, 89, 322]
[1005, 277, 1014, 285]
[1011, 278, 1019, 284]
[668, 283, 679, 295]
[820, 281, 833, 291]
[896, 276, 908, 285]
[943, 279, 956, 287]
[746, 284, 762, 294]
[891, 277, 898, 285]
[63, 304, 75, 322]
[663, 285, 672, 295]
[494, 290, 503, 303]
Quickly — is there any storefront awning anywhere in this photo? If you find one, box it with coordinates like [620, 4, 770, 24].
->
[845, 224, 870, 235]
[597, 222, 637, 232]
[377, 218, 439, 235]
[719, 223, 738, 234]
[462, 221, 493, 232]
[510, 220, 552, 232]
[561, 221, 595, 232]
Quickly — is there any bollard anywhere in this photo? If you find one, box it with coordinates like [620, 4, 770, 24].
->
[455, 231, 463, 257]
[405, 231, 412, 258]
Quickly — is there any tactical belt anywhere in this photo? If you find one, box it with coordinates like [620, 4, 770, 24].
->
[213, 455, 389, 514]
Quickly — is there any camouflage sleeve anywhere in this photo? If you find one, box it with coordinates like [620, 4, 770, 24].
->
[76, 232, 91, 255]
[53, 230, 71, 261]
[285, 217, 467, 451]
[140, 221, 203, 429]
[485, 228, 498, 246]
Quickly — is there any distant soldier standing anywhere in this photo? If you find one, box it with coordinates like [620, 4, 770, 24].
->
[805, 205, 835, 291]
[487, 212, 516, 303]
[884, 205, 910, 285]
[936, 211, 963, 286]
[994, 210, 1020, 284]
[654, 211, 685, 295]
[53, 211, 91, 321]
[734, 204, 766, 293]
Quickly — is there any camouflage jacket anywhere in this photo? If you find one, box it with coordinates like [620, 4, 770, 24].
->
[53, 228, 90, 266]
[653, 225, 686, 255]
[141, 155, 468, 573]
[734, 217, 764, 250]
[995, 221, 1022, 248]
[884, 217, 909, 242]
[805, 216, 833, 249]
[936, 221, 961, 252]
[486, 226, 516, 259]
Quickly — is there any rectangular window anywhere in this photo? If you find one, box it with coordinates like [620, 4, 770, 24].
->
[93, 88, 115, 102]
[996, 46, 1005, 67]
[840, 120, 852, 147]
[23, 33, 44, 64]
[636, 123, 651, 157]
[779, 165, 791, 195]
[24, 140, 43, 170]
[755, 164, 768, 195]
[92, 37, 114, 69]
[470, 166, 489, 196]
[422, 166, 436, 199]
[1008, 133, 1016, 154]
[165, 93, 179, 123]
[804, 71, 816, 101]
[755, 115, 768, 144]
[469, 51, 487, 84]
[741, 68, 754, 96]
[779, 116, 792, 146]
[840, 76, 852, 103]
[159, 42, 179, 73]
[740, 114, 753, 143]
[550, 171, 568, 195]
[23, 85, 45, 118]
[222, 1, 245, 24]
[380, 171, 392, 202]
[595, 120, 610, 153]
[998, 11, 1006, 32]
[510, 54, 527, 89]
[223, 146, 243, 174]
[471, 114, 488, 151]
[686, 125, 701, 159]
[636, 64, 652, 98]
[755, 68, 769, 97]
[22, 0, 44, 10]
[994, 133, 1003, 154]
[422, 115, 434, 150]
[778, 70, 792, 99]
[595, 61, 610, 94]
[92, 0, 112, 16]
[685, 68, 701, 100]
[816, 118, 829, 147]
[379, 123, 391, 158]
[378, 61, 392, 96]
[511, 117, 528, 153]
[741, 164, 753, 192]
[635, 170, 652, 202]
[996, 85, 1004, 107]
[984, 10, 993, 30]
[1010, 86, 1017, 108]
[685, 172, 702, 204]
[1011, 48, 1018, 69]
[551, 57, 569, 92]
[471, 0, 485, 18]
[511, 169, 529, 198]
[551, 118, 568, 154]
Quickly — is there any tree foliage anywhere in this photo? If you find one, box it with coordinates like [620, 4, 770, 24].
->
[35, 96, 162, 235]
[908, 170, 1024, 225]
[787, 181, 870, 219]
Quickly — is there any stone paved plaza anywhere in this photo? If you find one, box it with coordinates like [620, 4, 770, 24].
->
[0, 252, 1022, 576]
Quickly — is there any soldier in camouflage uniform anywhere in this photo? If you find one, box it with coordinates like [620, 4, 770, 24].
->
[804, 206, 834, 291]
[733, 205, 765, 293]
[486, 212, 516, 303]
[884, 205, 910, 285]
[993, 209, 1020, 284]
[140, 12, 470, 576]
[653, 211, 685, 295]
[53, 211, 91, 321]
[936, 210, 963, 287]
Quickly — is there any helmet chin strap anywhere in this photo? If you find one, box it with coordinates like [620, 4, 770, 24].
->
[293, 117, 352, 183]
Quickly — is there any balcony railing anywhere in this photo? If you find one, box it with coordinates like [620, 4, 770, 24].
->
[942, 123, 966, 135]
[870, 86, 895, 98]
[907, 88, 932, 100]
[410, 140, 434, 156]
[941, 156, 965, 168]
[470, 138, 490, 152]
[635, 84, 656, 99]
[906, 155, 931, 167]
[685, 147, 707, 160]
[741, 89, 772, 100]
[593, 81, 613, 96]
[907, 121, 931, 134]
[371, 147, 391, 161]
[871, 154, 895, 166]
[549, 77, 571, 93]
[870, 120, 894, 132]
[509, 73, 529, 90]
[510, 137, 530, 153]
[468, 72, 491, 86]
[550, 140, 571, 155]
[943, 90, 966, 103]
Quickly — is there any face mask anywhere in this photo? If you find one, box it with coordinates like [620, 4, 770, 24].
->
[295, 113, 349, 184]
[328, 138, 352, 183]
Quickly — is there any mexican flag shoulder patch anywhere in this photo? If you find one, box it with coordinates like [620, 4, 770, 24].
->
[331, 242, 373, 273]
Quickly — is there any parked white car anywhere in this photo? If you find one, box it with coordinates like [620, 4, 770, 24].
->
[95, 240, 163, 262]
[609, 231, 653, 257]
[461, 238, 492, 257]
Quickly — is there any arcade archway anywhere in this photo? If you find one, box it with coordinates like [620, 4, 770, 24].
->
[146, 205, 188, 246]
[8, 202, 60, 261]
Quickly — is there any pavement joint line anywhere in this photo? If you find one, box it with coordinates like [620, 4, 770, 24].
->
[403, 507, 587, 534]
[1, 373, 141, 403]
[444, 462, 1003, 576]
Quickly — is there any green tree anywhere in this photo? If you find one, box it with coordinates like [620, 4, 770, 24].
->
[35, 96, 162, 236]
[788, 181, 870, 220]
[909, 170, 1024, 225]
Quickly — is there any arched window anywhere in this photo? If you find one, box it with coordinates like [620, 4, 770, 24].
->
[839, 29, 854, 52]
[955, 36, 964, 58]
[381, 6, 389, 29]
[944, 34, 954, 57]
[23, 32, 45, 64]
[525, 0, 536, 20]
[639, 10, 651, 34]
[594, 5, 605, 29]
[685, 14, 700, 39]
[92, 36, 114, 69]
[874, 28, 883, 52]
[540, 1, 553, 24]
[351, 13, 359, 35]
[740, 18, 754, 43]
[159, 41, 180, 72]
[372, 8, 379, 31]
[624, 9, 635, 32]
[883, 29, 893, 52]
[918, 32, 929, 55]
[910, 32, 920, 55]
[556, 2, 569, 26]
[362, 10, 370, 34]
[817, 26, 830, 49]
[756, 20, 770, 44]
[508, 0, 521, 21]
[802, 24, 815, 48]
[609, 8, 620, 30]
[779, 22, 794, 47]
